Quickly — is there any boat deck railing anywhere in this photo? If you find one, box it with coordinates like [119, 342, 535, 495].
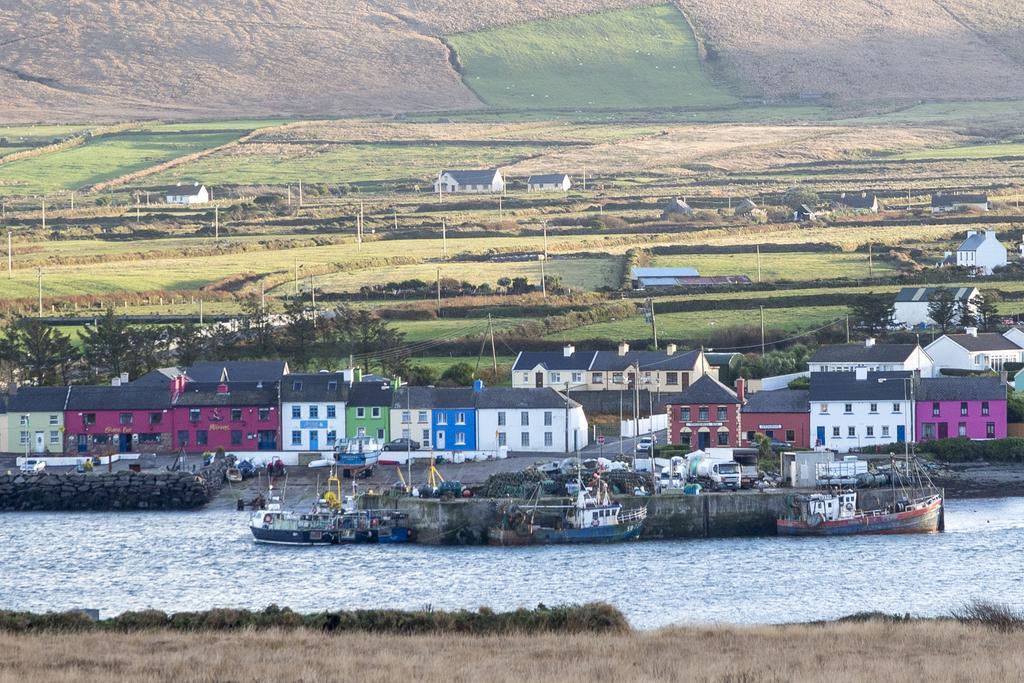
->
[619, 507, 648, 524]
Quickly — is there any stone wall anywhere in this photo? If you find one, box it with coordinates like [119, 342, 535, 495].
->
[0, 459, 230, 512]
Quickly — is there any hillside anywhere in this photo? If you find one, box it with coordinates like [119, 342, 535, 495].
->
[0, 0, 1022, 121]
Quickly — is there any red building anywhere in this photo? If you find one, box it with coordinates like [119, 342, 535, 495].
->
[666, 376, 742, 449]
[740, 388, 811, 449]
[64, 384, 175, 455]
[171, 381, 280, 453]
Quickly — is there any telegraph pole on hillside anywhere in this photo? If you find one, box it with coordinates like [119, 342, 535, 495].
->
[756, 244, 762, 283]
[540, 255, 546, 298]
[41, 198, 46, 232]
[214, 206, 219, 240]
[7, 230, 11, 280]
[36, 268, 43, 317]
[488, 313, 498, 376]
[543, 220, 548, 259]
[868, 242, 873, 277]
[760, 305, 766, 355]
[436, 267, 442, 316]
[298, 180, 303, 208]
[648, 298, 658, 350]
[442, 217, 448, 258]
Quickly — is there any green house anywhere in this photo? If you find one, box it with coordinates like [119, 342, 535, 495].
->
[345, 381, 393, 441]
[5, 387, 70, 455]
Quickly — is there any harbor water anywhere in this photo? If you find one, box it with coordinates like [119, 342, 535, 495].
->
[1, 497, 1021, 629]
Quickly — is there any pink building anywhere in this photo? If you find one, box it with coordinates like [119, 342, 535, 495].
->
[171, 381, 280, 453]
[65, 385, 175, 455]
[915, 377, 1006, 441]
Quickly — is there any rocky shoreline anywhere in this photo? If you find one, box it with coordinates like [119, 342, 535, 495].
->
[930, 462, 1024, 499]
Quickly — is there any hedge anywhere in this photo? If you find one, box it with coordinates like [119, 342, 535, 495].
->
[861, 437, 1024, 463]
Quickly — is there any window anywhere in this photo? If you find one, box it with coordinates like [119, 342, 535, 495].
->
[786, 430, 795, 442]
[521, 373, 530, 384]
[521, 432, 530, 448]
[698, 407, 709, 421]
[848, 426, 856, 437]
[402, 411, 411, 424]
[958, 423, 967, 437]
[84, 413, 96, 425]
[291, 430, 302, 446]
[681, 407, 691, 421]
[291, 406, 301, 419]
[231, 430, 243, 445]
[189, 409, 201, 423]
[455, 432, 466, 446]
[666, 372, 679, 385]
[832, 427, 840, 438]
[544, 432, 553, 447]
[356, 407, 365, 418]
[716, 407, 727, 421]
[982, 402, 990, 416]
[309, 406, 319, 419]
[119, 413, 133, 425]
[371, 407, 381, 418]
[882, 426, 890, 438]
[843, 403, 853, 414]
[327, 405, 336, 419]
[327, 430, 337, 445]
[932, 402, 941, 417]
[497, 411, 506, 426]
[960, 402, 969, 416]
[869, 403, 878, 414]
[327, 381, 338, 392]
[866, 426, 874, 437]
[746, 431, 755, 442]
[893, 403, 901, 413]
[497, 432, 507, 447]
[422, 429, 430, 443]
[196, 430, 208, 446]
[48, 414, 58, 426]
[49, 430, 59, 444]
[717, 431, 729, 446]
[436, 413, 448, 426]
[819, 404, 828, 414]
[259, 407, 270, 421]
[571, 372, 582, 384]
[376, 428, 385, 439]
[19, 415, 28, 426]
[521, 412, 529, 426]
[139, 433, 160, 444]
[551, 372, 561, 384]
[149, 412, 162, 425]
[544, 411, 553, 426]
[456, 412, 466, 425]
[230, 408, 241, 422]
[292, 380, 303, 392]
[611, 372, 623, 385]
[19, 431, 28, 445]
[987, 422, 996, 439]
[178, 431, 188, 446]
[592, 372, 604, 384]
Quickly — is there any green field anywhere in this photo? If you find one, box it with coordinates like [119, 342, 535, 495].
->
[447, 4, 737, 111]
[649, 251, 895, 281]
[896, 142, 1024, 161]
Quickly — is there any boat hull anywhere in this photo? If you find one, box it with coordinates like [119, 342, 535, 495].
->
[777, 497, 942, 537]
[249, 525, 337, 545]
[488, 522, 644, 546]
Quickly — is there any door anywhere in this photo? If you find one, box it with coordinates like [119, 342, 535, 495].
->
[257, 431, 277, 450]
[77, 434, 88, 454]
[535, 372, 544, 388]
[309, 431, 319, 451]
[436, 431, 446, 450]
[697, 431, 710, 450]
[34, 432, 44, 453]
[118, 433, 132, 453]
[897, 425, 906, 442]
[937, 423, 948, 440]
[816, 426, 825, 447]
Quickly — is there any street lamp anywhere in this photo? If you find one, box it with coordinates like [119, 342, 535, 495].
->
[878, 374, 916, 469]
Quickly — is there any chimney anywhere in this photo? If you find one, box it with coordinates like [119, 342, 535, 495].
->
[965, 327, 978, 337]
[855, 367, 868, 381]
[111, 377, 121, 387]
[618, 342, 630, 357]
[563, 344, 575, 358]
[734, 377, 745, 403]
[354, 368, 363, 383]
[120, 372, 129, 384]
[864, 337, 876, 348]
[217, 382, 230, 394]
[473, 379, 485, 393]
[966, 230, 977, 238]
[986, 230, 996, 239]
[666, 343, 677, 355]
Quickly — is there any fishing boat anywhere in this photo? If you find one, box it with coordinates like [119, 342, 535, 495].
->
[488, 475, 647, 546]
[248, 486, 344, 545]
[777, 490, 943, 536]
[337, 510, 414, 543]
[335, 436, 382, 469]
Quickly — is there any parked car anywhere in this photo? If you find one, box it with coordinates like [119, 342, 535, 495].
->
[19, 459, 45, 473]
[384, 438, 421, 451]
[636, 436, 656, 453]
[768, 439, 792, 449]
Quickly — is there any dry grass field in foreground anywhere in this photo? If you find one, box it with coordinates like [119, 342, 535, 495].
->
[1, 620, 1022, 683]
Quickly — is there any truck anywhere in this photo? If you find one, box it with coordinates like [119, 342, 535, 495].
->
[683, 452, 742, 491]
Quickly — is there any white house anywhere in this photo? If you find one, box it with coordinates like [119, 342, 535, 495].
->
[808, 339, 934, 376]
[280, 372, 350, 453]
[832, 192, 879, 213]
[164, 182, 209, 205]
[955, 230, 1006, 275]
[1001, 326, 1024, 349]
[433, 169, 504, 194]
[810, 369, 915, 453]
[893, 286, 979, 327]
[390, 386, 435, 449]
[931, 193, 988, 213]
[924, 328, 1024, 372]
[476, 388, 588, 454]
[527, 174, 571, 192]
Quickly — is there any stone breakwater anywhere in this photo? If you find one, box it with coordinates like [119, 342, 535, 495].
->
[0, 460, 230, 512]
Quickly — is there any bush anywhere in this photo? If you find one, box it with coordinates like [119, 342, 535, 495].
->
[872, 437, 1024, 463]
[952, 601, 1024, 632]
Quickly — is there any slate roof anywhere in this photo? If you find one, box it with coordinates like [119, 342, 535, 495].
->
[130, 367, 185, 386]
[512, 350, 598, 372]
[527, 174, 569, 185]
[441, 169, 499, 185]
[669, 375, 739, 405]
[0, 396, 5, 414]
[475, 387, 579, 410]
[809, 371, 913, 401]
[173, 382, 278, 407]
[7, 386, 70, 412]
[932, 193, 987, 207]
[941, 333, 1023, 353]
[392, 386, 436, 409]
[734, 198, 759, 213]
[160, 182, 205, 197]
[184, 360, 288, 383]
[744, 389, 810, 413]
[833, 192, 877, 210]
[957, 232, 990, 251]
[894, 286, 976, 303]
[591, 349, 702, 372]
[280, 373, 349, 403]
[67, 386, 172, 411]
[917, 377, 1005, 402]
[347, 381, 394, 408]
[810, 343, 921, 364]
[705, 352, 741, 367]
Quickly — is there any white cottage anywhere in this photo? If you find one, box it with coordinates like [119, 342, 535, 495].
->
[476, 388, 588, 454]
[893, 286, 979, 328]
[433, 169, 504, 194]
[808, 339, 934, 376]
[280, 372, 351, 452]
[527, 174, 571, 192]
[810, 369, 915, 453]
[164, 182, 209, 205]
[924, 328, 1024, 372]
[956, 230, 1006, 275]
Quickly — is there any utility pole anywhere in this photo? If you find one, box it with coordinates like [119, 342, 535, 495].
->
[287, 185, 292, 207]
[310, 274, 317, 328]
[437, 174, 443, 204]
[582, 166, 587, 192]
[649, 298, 658, 349]
[199, 298, 204, 325]
[260, 281, 266, 313]
[868, 242, 873, 277]
[488, 313, 498, 376]
[214, 206, 219, 240]
[442, 217, 448, 258]
[298, 180, 303, 208]
[498, 194, 502, 218]
[846, 316, 851, 344]
[7, 230, 11, 280]
[760, 305, 766, 355]
[436, 267, 442, 316]
[756, 244, 762, 283]
[540, 255, 546, 297]
[36, 268, 42, 317]
[70, 192, 74, 212]
[294, 259, 299, 297]
[543, 220, 548, 259]
[393, 208, 398, 231]
[41, 199, 46, 232]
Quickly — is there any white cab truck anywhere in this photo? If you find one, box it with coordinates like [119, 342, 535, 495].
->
[683, 450, 742, 491]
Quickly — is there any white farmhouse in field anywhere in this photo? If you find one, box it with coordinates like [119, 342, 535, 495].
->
[924, 328, 1024, 372]
[893, 286, 979, 327]
[955, 230, 1006, 275]
[527, 174, 571, 192]
[433, 169, 504, 194]
[163, 182, 209, 205]
[931, 192, 988, 213]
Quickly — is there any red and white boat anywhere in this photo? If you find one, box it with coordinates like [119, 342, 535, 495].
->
[777, 490, 943, 536]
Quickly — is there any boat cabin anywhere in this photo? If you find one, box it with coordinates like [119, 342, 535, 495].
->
[566, 502, 623, 529]
[805, 492, 858, 522]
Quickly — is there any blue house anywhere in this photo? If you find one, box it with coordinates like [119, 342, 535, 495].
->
[430, 387, 477, 451]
